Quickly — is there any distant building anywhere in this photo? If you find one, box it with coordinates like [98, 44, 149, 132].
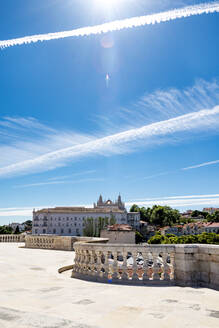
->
[100, 224, 135, 244]
[181, 210, 193, 218]
[32, 195, 140, 236]
[160, 222, 219, 236]
[203, 208, 219, 214]
[9, 222, 26, 232]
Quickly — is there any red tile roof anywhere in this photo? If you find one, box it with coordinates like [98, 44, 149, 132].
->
[107, 224, 133, 231]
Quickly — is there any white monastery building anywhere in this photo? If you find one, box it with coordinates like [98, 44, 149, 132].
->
[32, 195, 140, 236]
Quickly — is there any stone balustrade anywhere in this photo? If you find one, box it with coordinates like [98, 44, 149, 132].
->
[72, 243, 175, 286]
[72, 242, 219, 290]
[0, 234, 25, 243]
[25, 235, 108, 251]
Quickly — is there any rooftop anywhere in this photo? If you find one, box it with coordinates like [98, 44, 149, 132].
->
[0, 243, 219, 328]
[35, 206, 125, 214]
[107, 224, 133, 231]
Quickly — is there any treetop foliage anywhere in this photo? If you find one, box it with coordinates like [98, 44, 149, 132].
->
[130, 204, 180, 227]
[148, 232, 219, 245]
[0, 225, 13, 235]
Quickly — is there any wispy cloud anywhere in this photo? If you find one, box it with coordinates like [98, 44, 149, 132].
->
[182, 159, 219, 170]
[14, 177, 105, 188]
[0, 2, 218, 48]
[0, 117, 93, 171]
[127, 194, 219, 208]
[0, 208, 34, 217]
[0, 204, 93, 218]
[1, 105, 219, 178]
[97, 79, 219, 133]
[143, 172, 170, 180]
[1, 193, 219, 218]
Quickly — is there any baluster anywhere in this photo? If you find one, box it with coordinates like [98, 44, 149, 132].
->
[96, 251, 102, 277]
[132, 251, 139, 281]
[152, 252, 161, 281]
[142, 251, 149, 282]
[169, 252, 175, 280]
[103, 251, 109, 280]
[121, 250, 128, 281]
[162, 252, 170, 281]
[73, 249, 79, 272]
[84, 250, 90, 274]
[90, 250, 96, 276]
[78, 249, 83, 273]
[112, 251, 118, 280]
[80, 250, 85, 273]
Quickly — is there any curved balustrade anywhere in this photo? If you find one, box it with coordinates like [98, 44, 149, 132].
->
[0, 234, 25, 243]
[26, 236, 55, 249]
[72, 243, 175, 285]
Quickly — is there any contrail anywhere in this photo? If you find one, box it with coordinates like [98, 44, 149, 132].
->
[182, 159, 219, 170]
[0, 105, 219, 177]
[0, 1, 219, 48]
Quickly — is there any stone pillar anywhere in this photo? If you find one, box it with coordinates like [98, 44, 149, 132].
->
[174, 245, 199, 287]
[132, 251, 139, 281]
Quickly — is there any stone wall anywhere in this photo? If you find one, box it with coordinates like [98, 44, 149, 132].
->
[72, 242, 219, 290]
[0, 234, 25, 242]
[100, 230, 135, 244]
[25, 235, 108, 251]
[174, 244, 219, 290]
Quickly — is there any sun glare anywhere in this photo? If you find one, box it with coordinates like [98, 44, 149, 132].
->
[95, 0, 123, 10]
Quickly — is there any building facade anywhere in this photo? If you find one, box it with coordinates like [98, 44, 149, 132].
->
[160, 222, 219, 236]
[100, 224, 135, 244]
[203, 207, 219, 214]
[32, 195, 140, 236]
[9, 222, 26, 232]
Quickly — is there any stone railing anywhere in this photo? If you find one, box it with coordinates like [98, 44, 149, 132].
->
[72, 243, 175, 286]
[72, 242, 219, 290]
[0, 234, 25, 243]
[25, 235, 108, 251]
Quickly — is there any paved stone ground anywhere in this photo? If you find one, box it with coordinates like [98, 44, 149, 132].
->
[0, 243, 219, 328]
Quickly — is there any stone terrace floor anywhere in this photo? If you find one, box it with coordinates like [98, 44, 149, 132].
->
[0, 243, 219, 328]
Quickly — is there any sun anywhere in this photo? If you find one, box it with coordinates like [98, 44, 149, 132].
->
[95, 0, 123, 10]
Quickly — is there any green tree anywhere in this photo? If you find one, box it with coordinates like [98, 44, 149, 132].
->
[130, 204, 140, 213]
[212, 211, 219, 222]
[150, 206, 180, 227]
[83, 217, 111, 237]
[148, 233, 165, 244]
[0, 225, 13, 234]
[147, 232, 219, 245]
[191, 210, 203, 218]
[130, 204, 151, 222]
[23, 220, 32, 231]
[14, 226, 20, 234]
[135, 231, 144, 244]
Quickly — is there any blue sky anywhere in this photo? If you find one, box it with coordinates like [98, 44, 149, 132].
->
[0, 0, 219, 223]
